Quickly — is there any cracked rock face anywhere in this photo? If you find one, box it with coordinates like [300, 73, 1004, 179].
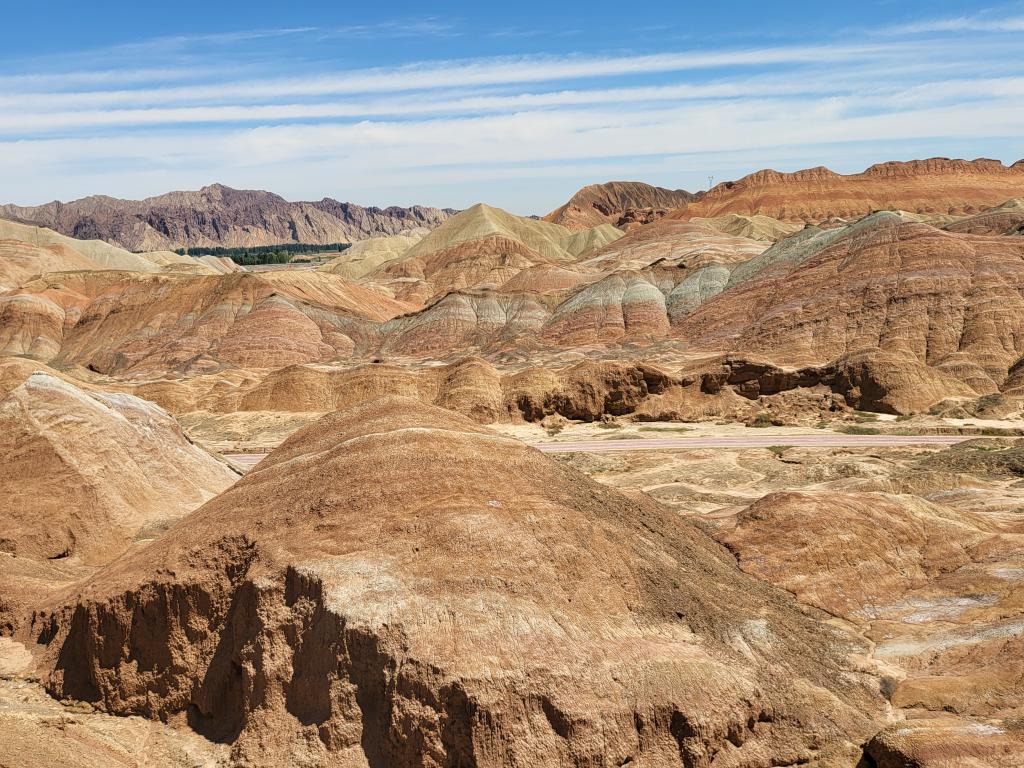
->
[35, 397, 882, 767]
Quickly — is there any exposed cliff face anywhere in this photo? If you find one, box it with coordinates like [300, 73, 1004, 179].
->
[670, 158, 1024, 223]
[544, 181, 697, 230]
[33, 397, 882, 766]
[0, 184, 456, 251]
[0, 363, 237, 631]
[125, 351, 967, 436]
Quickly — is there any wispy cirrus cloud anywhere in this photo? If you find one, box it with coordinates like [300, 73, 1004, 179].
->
[0, 13, 1021, 212]
[3, 73, 1023, 135]
[314, 18, 457, 40]
[2, 44, 907, 101]
[885, 14, 1024, 34]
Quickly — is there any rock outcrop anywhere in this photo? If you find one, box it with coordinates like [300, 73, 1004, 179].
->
[363, 203, 620, 304]
[944, 197, 1024, 236]
[33, 397, 882, 766]
[0, 185, 456, 251]
[865, 719, 1024, 768]
[687, 213, 803, 243]
[713, 487, 1024, 763]
[578, 219, 765, 273]
[544, 181, 697, 230]
[0, 240, 97, 291]
[126, 348, 978, 430]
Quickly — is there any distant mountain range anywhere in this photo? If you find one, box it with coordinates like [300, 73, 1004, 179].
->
[669, 157, 1024, 223]
[541, 158, 1024, 232]
[0, 184, 457, 252]
[4, 158, 1022, 253]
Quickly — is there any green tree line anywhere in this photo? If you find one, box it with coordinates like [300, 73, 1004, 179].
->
[174, 242, 350, 265]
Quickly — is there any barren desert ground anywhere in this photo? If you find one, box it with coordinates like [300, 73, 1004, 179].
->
[3, 4, 1024, 766]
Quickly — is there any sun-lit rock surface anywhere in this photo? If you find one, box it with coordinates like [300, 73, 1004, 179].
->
[944, 197, 1024, 236]
[678, 213, 1024, 398]
[32, 397, 882, 767]
[713, 483, 1024, 737]
[0, 370, 236, 565]
[687, 213, 803, 242]
[1, 269, 413, 373]
[0, 239, 96, 291]
[362, 203, 621, 303]
[5, 159, 1024, 767]
[316, 232, 426, 279]
[0, 217, 219, 283]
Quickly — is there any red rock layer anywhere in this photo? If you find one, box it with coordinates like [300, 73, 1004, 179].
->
[544, 181, 696, 230]
[671, 158, 1024, 223]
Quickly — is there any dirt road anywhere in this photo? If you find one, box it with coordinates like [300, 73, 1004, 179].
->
[224, 433, 966, 468]
[532, 433, 967, 453]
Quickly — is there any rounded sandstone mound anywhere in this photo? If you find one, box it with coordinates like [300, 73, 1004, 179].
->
[0, 370, 237, 564]
[35, 397, 883, 767]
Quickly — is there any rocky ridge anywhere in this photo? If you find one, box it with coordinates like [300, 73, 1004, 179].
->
[0, 184, 457, 251]
[671, 158, 1024, 223]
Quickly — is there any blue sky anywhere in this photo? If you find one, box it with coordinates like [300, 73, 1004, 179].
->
[2, 1, 1023, 214]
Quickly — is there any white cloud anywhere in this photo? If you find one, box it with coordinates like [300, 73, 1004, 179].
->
[885, 14, 1024, 34]
[0, 43, 907, 104]
[3, 96, 1019, 178]
[0, 17, 1022, 209]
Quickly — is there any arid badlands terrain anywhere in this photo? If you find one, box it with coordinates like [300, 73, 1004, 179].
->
[2, 157, 1024, 767]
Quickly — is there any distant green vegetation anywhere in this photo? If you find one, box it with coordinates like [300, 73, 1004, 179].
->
[174, 242, 350, 265]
